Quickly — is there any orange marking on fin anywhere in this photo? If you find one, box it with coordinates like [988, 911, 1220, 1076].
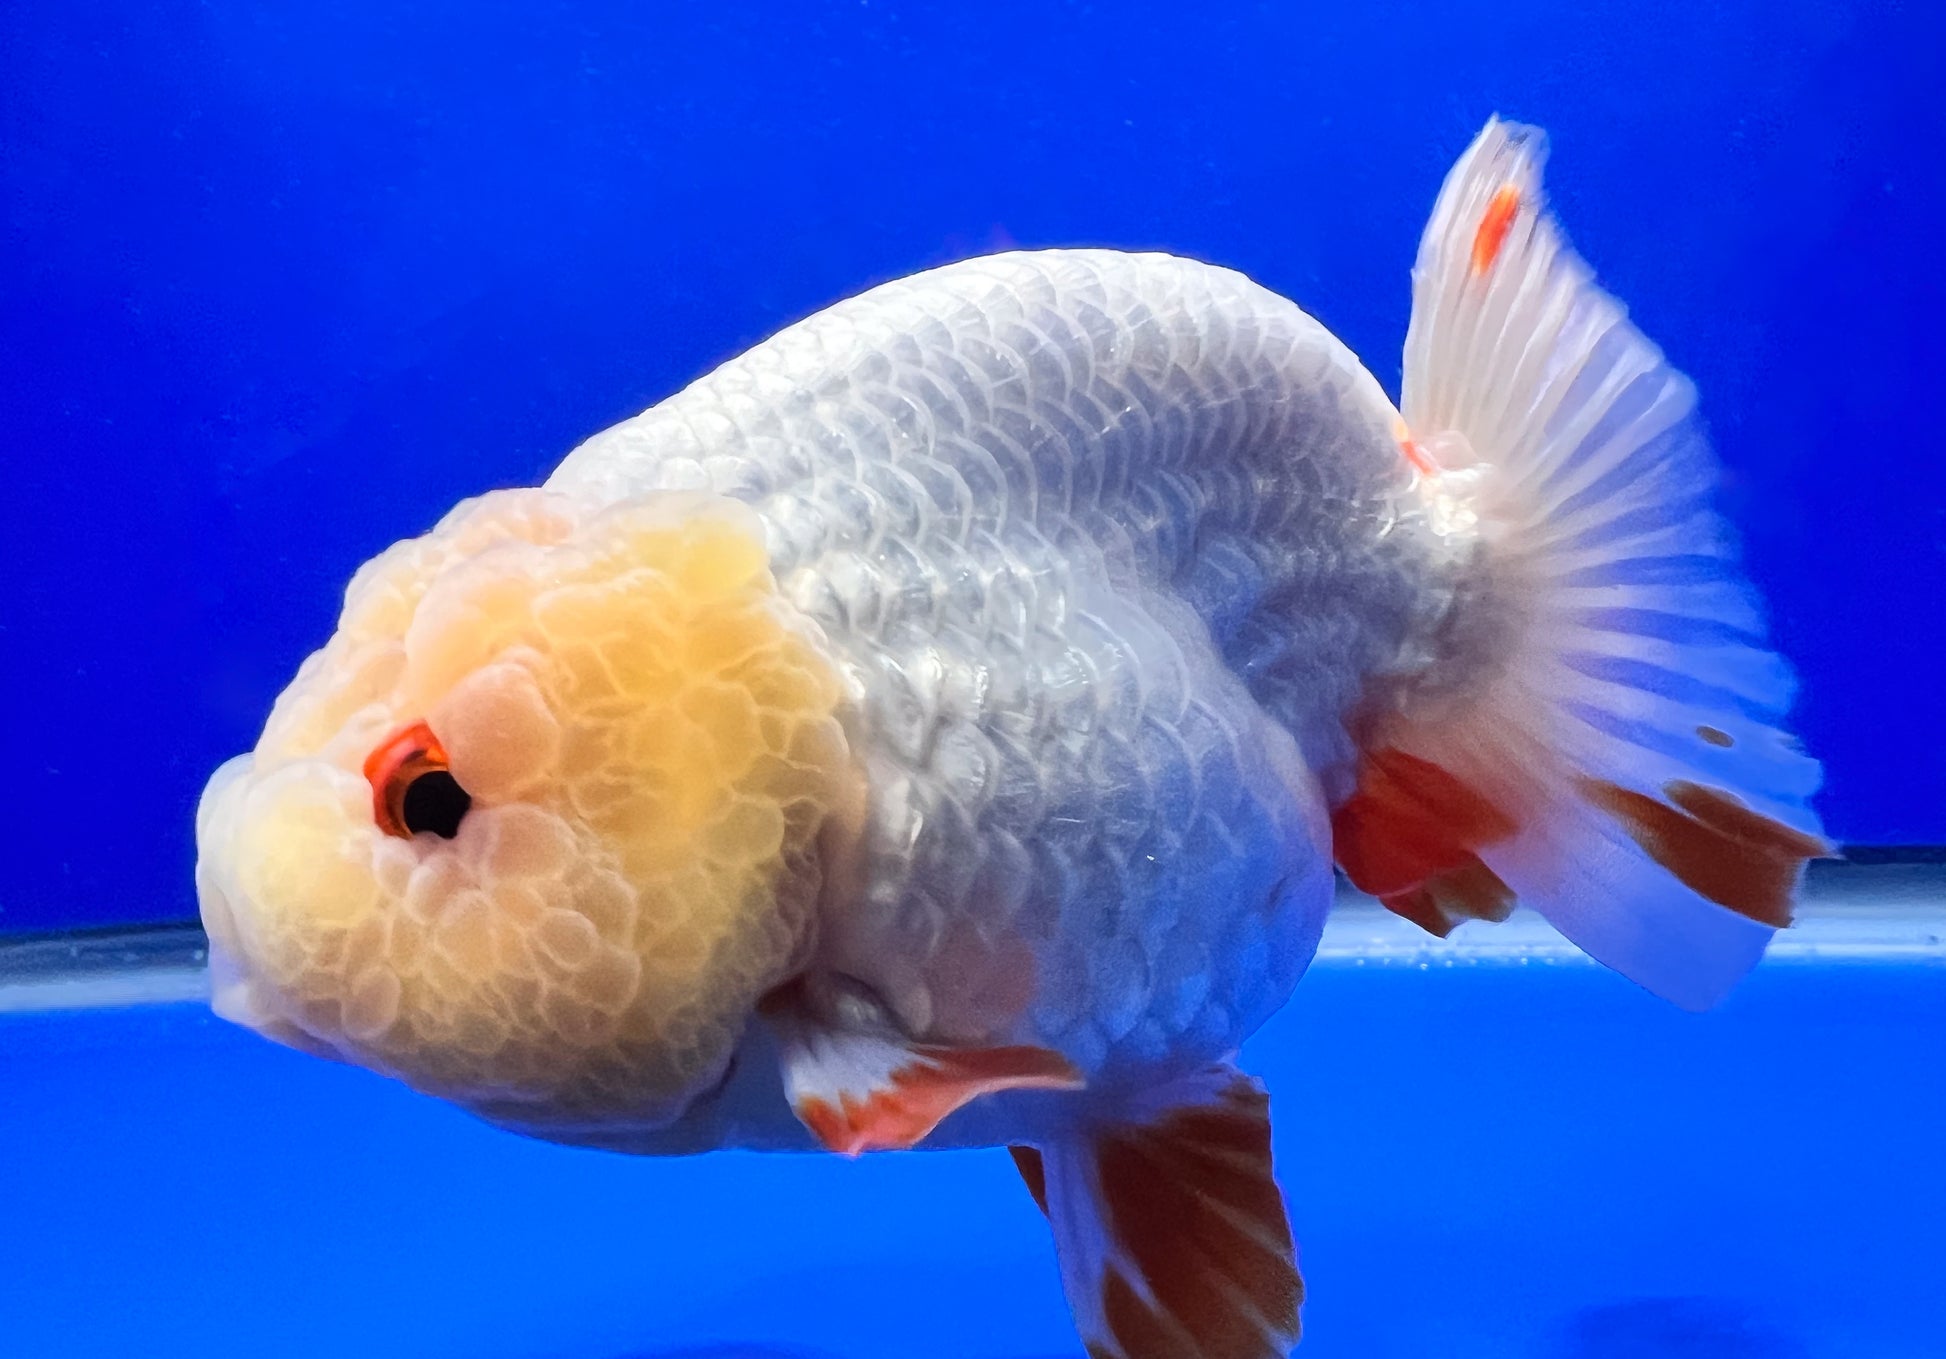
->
[1582, 779, 1831, 929]
[1379, 860, 1517, 939]
[1332, 748, 1519, 935]
[1009, 1145, 1050, 1216]
[795, 1044, 1081, 1156]
[1470, 184, 1521, 276]
[1102, 1270, 1197, 1359]
[1091, 1075, 1303, 1359]
[794, 1096, 854, 1154]
[1393, 416, 1438, 475]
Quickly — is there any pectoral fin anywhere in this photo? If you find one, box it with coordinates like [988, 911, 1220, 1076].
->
[1016, 1063, 1303, 1359]
[773, 1000, 1081, 1155]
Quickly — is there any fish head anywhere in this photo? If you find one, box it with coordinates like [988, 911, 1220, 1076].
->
[194, 487, 854, 1140]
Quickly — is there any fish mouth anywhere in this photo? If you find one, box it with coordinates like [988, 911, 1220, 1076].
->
[194, 750, 349, 1064]
[194, 751, 255, 1026]
[202, 926, 253, 1027]
[202, 928, 350, 1065]
[195, 753, 255, 841]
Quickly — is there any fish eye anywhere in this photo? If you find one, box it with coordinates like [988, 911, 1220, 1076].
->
[364, 721, 472, 840]
[398, 768, 470, 839]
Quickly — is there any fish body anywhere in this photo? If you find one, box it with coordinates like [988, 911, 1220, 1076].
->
[545, 249, 1449, 1147]
[195, 122, 1826, 1356]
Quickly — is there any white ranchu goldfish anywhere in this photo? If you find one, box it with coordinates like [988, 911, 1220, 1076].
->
[195, 120, 1826, 1357]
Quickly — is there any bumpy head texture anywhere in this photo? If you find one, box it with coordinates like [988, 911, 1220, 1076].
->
[195, 489, 850, 1135]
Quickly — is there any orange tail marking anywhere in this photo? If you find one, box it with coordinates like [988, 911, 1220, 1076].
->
[1332, 747, 1519, 936]
[1470, 184, 1521, 277]
[1583, 779, 1831, 929]
[1393, 415, 1438, 476]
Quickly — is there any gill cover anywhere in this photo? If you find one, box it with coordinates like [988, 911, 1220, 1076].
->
[194, 488, 853, 1136]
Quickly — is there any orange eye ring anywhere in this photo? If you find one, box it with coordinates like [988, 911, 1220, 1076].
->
[363, 720, 470, 840]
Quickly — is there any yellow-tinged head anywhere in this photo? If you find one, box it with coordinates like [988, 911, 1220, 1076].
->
[194, 488, 853, 1138]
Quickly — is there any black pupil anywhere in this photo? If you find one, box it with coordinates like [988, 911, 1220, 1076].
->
[402, 769, 471, 839]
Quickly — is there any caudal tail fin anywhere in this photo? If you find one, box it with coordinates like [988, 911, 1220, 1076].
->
[1332, 119, 1829, 1010]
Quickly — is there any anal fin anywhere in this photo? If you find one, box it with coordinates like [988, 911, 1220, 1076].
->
[1331, 745, 1518, 936]
[1018, 1065, 1303, 1359]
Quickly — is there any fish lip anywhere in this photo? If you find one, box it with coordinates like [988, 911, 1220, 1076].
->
[205, 940, 351, 1064]
[201, 919, 275, 1035]
[204, 936, 262, 1030]
[195, 753, 255, 842]
[195, 753, 268, 1030]
[195, 757, 353, 1066]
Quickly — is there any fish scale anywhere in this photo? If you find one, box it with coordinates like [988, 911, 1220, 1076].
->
[546, 249, 1448, 1084]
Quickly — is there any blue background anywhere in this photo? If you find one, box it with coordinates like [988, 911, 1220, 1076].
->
[3, 0, 1941, 933]
[5, 957, 1941, 1357]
